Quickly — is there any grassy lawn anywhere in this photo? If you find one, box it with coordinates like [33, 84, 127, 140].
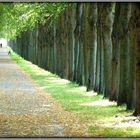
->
[10, 48, 140, 137]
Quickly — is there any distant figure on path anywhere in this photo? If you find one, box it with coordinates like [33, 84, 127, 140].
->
[8, 50, 11, 55]
[0, 44, 2, 48]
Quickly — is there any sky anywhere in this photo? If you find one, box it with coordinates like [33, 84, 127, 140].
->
[0, 38, 8, 47]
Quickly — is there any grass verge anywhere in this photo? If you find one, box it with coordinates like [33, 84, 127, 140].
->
[10, 49, 140, 137]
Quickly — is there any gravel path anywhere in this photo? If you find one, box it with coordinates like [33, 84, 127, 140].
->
[0, 48, 69, 137]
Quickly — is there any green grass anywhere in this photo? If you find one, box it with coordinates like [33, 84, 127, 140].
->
[10, 49, 140, 137]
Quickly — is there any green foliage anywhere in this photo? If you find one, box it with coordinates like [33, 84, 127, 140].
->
[112, 3, 116, 14]
[0, 3, 67, 39]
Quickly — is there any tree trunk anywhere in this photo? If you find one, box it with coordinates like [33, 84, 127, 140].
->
[95, 4, 104, 94]
[101, 3, 114, 97]
[130, 3, 140, 116]
[117, 3, 131, 106]
[82, 3, 97, 91]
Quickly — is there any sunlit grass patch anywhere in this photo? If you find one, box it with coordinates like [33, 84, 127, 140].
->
[80, 99, 117, 107]
[89, 125, 140, 137]
[11, 50, 140, 137]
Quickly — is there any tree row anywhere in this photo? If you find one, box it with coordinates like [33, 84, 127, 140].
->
[9, 3, 140, 116]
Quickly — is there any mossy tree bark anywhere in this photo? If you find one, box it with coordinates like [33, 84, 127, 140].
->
[117, 4, 131, 106]
[130, 3, 140, 116]
[97, 4, 104, 94]
[101, 3, 114, 97]
[110, 3, 120, 101]
[81, 3, 97, 91]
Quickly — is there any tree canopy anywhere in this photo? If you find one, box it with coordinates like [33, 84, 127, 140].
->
[0, 3, 67, 39]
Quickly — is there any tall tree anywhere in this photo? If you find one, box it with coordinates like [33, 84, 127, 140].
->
[110, 3, 120, 101]
[101, 3, 114, 97]
[87, 3, 97, 91]
[96, 3, 104, 94]
[117, 3, 131, 106]
[130, 3, 140, 116]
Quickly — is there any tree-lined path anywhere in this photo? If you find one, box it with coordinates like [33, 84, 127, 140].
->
[0, 2, 140, 137]
[0, 47, 87, 137]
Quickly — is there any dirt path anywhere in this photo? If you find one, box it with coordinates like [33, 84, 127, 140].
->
[0, 47, 90, 137]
